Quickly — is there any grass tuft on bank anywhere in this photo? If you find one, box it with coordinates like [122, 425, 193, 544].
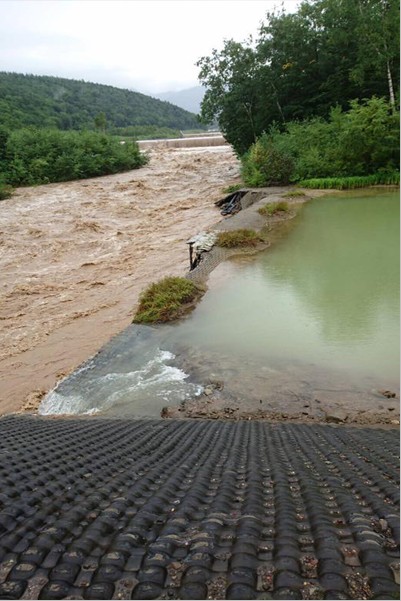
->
[133, 277, 204, 324]
[216, 229, 262, 248]
[258, 201, 289, 217]
[222, 183, 243, 194]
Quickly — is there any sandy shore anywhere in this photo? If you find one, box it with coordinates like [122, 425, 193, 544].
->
[0, 146, 240, 414]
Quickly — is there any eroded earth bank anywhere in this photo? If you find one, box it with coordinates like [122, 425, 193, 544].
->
[0, 146, 240, 414]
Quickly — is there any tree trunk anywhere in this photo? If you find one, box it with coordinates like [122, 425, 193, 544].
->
[386, 60, 395, 110]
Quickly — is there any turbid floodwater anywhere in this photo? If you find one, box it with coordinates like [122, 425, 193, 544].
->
[0, 145, 240, 414]
[40, 189, 400, 423]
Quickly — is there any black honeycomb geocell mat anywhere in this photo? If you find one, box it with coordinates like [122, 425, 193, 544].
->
[0, 416, 399, 600]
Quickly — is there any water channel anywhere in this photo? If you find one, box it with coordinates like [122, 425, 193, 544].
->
[40, 189, 400, 417]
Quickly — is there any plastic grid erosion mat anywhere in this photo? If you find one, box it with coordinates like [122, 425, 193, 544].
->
[0, 416, 399, 600]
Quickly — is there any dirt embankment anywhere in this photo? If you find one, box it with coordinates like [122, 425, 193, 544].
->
[0, 146, 240, 414]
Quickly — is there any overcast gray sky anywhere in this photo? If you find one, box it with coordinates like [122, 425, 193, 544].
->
[0, 0, 301, 94]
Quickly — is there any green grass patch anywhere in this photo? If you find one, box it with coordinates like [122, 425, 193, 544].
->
[222, 183, 243, 194]
[281, 190, 306, 198]
[0, 184, 14, 200]
[133, 277, 204, 324]
[258, 201, 289, 216]
[298, 173, 400, 189]
[216, 229, 262, 248]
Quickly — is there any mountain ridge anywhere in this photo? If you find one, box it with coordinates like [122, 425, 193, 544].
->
[0, 72, 202, 131]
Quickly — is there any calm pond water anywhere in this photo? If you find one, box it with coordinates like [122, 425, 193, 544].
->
[174, 189, 400, 381]
[40, 189, 399, 416]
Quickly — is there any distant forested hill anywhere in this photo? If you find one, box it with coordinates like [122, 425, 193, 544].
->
[0, 72, 202, 131]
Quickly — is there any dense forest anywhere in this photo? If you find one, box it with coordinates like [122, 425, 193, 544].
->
[0, 72, 202, 132]
[198, 0, 400, 166]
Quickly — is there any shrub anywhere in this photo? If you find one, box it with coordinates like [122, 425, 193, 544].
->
[133, 277, 204, 324]
[0, 128, 148, 186]
[0, 183, 13, 200]
[336, 97, 400, 175]
[258, 201, 289, 216]
[216, 229, 261, 248]
[241, 134, 294, 187]
[240, 98, 399, 185]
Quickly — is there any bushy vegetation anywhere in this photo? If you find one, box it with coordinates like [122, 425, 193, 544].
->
[0, 72, 202, 132]
[299, 173, 400, 189]
[216, 229, 261, 248]
[258, 201, 289, 216]
[241, 140, 294, 187]
[133, 277, 204, 324]
[0, 127, 147, 186]
[0, 183, 13, 200]
[241, 98, 399, 187]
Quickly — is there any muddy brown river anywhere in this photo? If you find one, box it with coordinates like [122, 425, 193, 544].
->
[0, 145, 240, 414]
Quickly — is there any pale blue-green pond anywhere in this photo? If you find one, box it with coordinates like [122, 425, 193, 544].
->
[40, 189, 400, 416]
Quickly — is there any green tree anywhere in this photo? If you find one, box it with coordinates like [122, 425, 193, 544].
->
[197, 0, 400, 155]
[351, 0, 400, 109]
[94, 111, 107, 132]
[197, 40, 261, 154]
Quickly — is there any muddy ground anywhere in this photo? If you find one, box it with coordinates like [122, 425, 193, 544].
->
[0, 146, 240, 414]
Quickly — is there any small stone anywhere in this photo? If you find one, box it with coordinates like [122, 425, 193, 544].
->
[325, 410, 348, 423]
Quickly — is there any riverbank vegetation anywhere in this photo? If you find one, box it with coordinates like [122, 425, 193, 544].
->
[0, 73, 204, 188]
[299, 173, 400, 189]
[133, 277, 205, 324]
[240, 97, 399, 187]
[0, 183, 13, 200]
[198, 0, 399, 187]
[258, 201, 289, 217]
[216, 229, 262, 248]
[0, 127, 147, 186]
[110, 125, 182, 141]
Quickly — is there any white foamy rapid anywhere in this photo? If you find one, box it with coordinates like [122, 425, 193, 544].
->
[39, 349, 202, 416]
